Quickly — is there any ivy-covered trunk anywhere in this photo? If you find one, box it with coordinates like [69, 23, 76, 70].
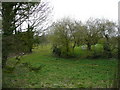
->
[2, 3, 15, 68]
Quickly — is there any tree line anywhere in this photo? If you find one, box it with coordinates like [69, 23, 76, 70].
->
[48, 18, 118, 58]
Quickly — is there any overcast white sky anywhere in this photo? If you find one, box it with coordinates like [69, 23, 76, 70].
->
[46, 0, 119, 23]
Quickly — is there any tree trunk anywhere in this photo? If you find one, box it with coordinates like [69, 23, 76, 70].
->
[66, 41, 69, 56]
[29, 48, 32, 53]
[66, 45, 69, 56]
[104, 34, 112, 58]
[2, 3, 15, 68]
[72, 41, 76, 54]
[2, 43, 8, 68]
[87, 43, 91, 50]
[2, 56, 7, 68]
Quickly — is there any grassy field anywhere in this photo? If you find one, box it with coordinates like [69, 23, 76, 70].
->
[3, 44, 118, 88]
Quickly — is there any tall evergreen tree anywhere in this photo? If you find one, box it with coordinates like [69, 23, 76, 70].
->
[2, 1, 51, 68]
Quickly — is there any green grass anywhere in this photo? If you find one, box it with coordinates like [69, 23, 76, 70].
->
[3, 44, 118, 88]
[74, 44, 104, 58]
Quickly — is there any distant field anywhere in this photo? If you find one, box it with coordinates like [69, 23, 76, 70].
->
[3, 44, 118, 88]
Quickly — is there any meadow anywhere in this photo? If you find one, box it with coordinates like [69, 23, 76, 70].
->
[3, 44, 118, 88]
